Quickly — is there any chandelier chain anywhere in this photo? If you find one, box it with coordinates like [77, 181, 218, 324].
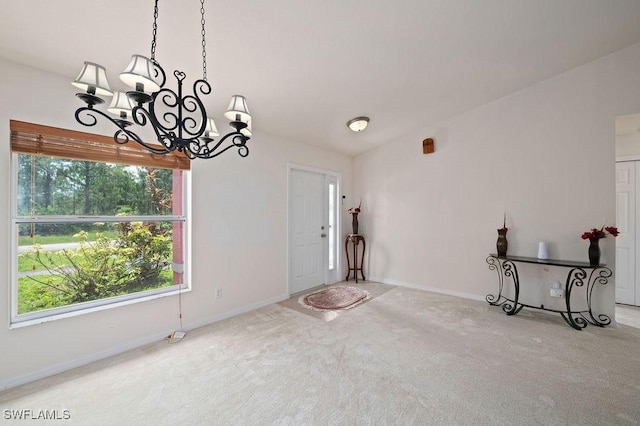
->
[150, 0, 159, 61]
[200, 0, 207, 81]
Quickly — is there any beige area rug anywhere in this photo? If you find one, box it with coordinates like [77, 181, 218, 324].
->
[299, 285, 370, 311]
[280, 281, 393, 321]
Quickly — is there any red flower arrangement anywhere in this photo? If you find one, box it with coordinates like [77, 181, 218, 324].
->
[581, 226, 619, 240]
[498, 212, 508, 232]
[348, 201, 361, 214]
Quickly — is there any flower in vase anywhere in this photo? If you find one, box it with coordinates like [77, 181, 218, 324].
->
[581, 226, 619, 240]
[348, 201, 362, 214]
[498, 212, 508, 233]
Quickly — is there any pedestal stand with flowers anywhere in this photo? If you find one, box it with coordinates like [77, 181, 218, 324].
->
[345, 201, 365, 282]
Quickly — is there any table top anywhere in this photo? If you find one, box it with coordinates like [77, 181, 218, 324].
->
[489, 254, 605, 268]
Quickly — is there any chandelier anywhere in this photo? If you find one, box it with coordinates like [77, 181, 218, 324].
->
[72, 0, 252, 160]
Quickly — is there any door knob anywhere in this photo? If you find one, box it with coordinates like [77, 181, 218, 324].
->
[321, 233, 327, 238]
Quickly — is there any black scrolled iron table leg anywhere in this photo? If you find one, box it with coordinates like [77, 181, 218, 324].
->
[485, 256, 504, 305]
[586, 267, 613, 326]
[360, 237, 366, 281]
[501, 260, 523, 315]
[353, 238, 359, 283]
[345, 237, 351, 281]
[561, 268, 588, 330]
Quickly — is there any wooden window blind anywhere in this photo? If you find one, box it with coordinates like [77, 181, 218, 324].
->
[10, 120, 190, 170]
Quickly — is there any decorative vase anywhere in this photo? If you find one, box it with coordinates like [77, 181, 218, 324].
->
[496, 228, 508, 257]
[351, 212, 359, 234]
[588, 237, 601, 266]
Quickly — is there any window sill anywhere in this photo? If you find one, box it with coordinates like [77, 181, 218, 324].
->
[9, 285, 190, 329]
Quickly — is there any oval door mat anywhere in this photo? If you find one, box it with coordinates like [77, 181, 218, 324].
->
[300, 286, 370, 311]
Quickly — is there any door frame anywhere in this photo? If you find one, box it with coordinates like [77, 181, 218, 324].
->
[287, 163, 342, 295]
[616, 157, 640, 306]
[615, 160, 636, 305]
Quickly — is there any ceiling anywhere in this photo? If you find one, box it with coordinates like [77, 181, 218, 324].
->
[2, 1, 640, 157]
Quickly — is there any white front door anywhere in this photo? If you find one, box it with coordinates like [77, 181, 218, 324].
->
[289, 168, 340, 294]
[289, 169, 326, 294]
[616, 161, 637, 305]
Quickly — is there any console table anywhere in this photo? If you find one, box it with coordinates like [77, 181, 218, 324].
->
[345, 234, 366, 283]
[486, 254, 612, 330]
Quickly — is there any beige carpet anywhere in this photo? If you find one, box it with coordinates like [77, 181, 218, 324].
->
[616, 303, 640, 329]
[1, 282, 640, 425]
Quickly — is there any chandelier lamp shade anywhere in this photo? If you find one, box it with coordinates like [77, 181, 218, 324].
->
[107, 92, 134, 119]
[119, 54, 161, 93]
[72, 62, 113, 97]
[72, 0, 252, 160]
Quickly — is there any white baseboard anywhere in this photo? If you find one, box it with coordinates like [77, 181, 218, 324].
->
[369, 276, 486, 302]
[369, 277, 622, 328]
[0, 293, 290, 391]
[183, 293, 289, 331]
[0, 331, 168, 392]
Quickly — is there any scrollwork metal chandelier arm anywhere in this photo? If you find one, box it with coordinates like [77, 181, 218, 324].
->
[76, 101, 251, 159]
[75, 104, 171, 154]
[186, 131, 249, 159]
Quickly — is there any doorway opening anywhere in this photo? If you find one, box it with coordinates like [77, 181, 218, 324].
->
[615, 112, 640, 307]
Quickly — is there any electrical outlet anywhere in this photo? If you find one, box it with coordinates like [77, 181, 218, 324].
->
[550, 288, 563, 298]
[215, 289, 222, 299]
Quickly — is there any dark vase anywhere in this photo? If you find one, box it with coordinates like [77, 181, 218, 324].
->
[351, 212, 359, 234]
[496, 228, 508, 257]
[588, 237, 601, 266]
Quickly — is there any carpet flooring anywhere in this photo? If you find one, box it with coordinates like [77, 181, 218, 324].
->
[1, 282, 639, 425]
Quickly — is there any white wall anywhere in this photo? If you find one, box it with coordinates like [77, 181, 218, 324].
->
[354, 41, 640, 314]
[0, 59, 353, 388]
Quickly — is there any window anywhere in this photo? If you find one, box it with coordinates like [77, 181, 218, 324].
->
[328, 181, 336, 271]
[10, 120, 190, 325]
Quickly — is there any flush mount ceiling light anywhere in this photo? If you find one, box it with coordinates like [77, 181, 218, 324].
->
[72, 0, 252, 160]
[347, 117, 369, 132]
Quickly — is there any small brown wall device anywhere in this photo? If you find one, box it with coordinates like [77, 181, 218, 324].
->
[423, 138, 434, 154]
